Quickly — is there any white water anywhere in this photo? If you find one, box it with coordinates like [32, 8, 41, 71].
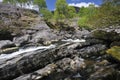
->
[0, 44, 55, 60]
[0, 39, 86, 60]
[62, 39, 86, 43]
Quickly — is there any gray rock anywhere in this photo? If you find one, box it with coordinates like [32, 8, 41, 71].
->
[0, 42, 107, 80]
[110, 41, 120, 47]
[0, 40, 15, 49]
[91, 28, 120, 41]
[13, 35, 30, 47]
[30, 30, 58, 45]
[14, 63, 57, 80]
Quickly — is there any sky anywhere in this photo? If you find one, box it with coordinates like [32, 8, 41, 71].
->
[46, 0, 103, 11]
[0, 0, 103, 11]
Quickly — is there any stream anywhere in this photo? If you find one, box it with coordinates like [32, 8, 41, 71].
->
[0, 39, 85, 60]
[0, 38, 119, 80]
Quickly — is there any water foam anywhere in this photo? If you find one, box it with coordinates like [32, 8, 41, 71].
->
[62, 39, 86, 43]
[0, 44, 55, 59]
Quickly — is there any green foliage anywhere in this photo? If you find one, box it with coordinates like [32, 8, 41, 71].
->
[78, 0, 120, 29]
[90, 1, 120, 28]
[106, 46, 120, 61]
[67, 6, 76, 18]
[40, 8, 53, 21]
[54, 0, 68, 21]
[33, 0, 47, 11]
[78, 5, 97, 29]
[54, 0, 76, 24]
[78, 16, 89, 28]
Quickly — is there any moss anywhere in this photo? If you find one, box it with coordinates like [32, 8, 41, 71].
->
[92, 30, 120, 41]
[106, 46, 120, 61]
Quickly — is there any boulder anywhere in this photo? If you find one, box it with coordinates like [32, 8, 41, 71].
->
[13, 35, 30, 47]
[30, 30, 58, 45]
[14, 57, 85, 80]
[92, 28, 120, 41]
[0, 40, 15, 49]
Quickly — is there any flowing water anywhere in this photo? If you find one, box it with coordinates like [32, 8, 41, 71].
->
[0, 39, 85, 60]
[0, 44, 56, 60]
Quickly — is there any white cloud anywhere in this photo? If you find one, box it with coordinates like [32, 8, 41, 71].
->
[68, 2, 99, 8]
[0, 0, 2, 2]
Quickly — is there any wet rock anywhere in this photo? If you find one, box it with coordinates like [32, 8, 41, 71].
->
[102, 71, 120, 80]
[77, 44, 107, 59]
[0, 42, 107, 80]
[42, 57, 85, 80]
[14, 63, 57, 80]
[110, 41, 120, 47]
[88, 66, 116, 80]
[0, 47, 19, 54]
[0, 40, 15, 49]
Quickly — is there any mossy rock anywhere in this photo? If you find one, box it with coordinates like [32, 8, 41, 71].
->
[106, 46, 120, 61]
[0, 47, 19, 54]
[92, 30, 120, 41]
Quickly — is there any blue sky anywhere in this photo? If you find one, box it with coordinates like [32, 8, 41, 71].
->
[46, 0, 103, 10]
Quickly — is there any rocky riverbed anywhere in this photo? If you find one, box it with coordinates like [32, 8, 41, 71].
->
[0, 3, 120, 80]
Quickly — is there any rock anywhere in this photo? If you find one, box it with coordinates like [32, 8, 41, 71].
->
[74, 29, 90, 39]
[110, 41, 120, 47]
[14, 63, 57, 80]
[88, 66, 116, 80]
[13, 35, 30, 47]
[30, 30, 58, 45]
[30, 21, 50, 30]
[92, 28, 120, 41]
[77, 44, 107, 59]
[14, 57, 85, 80]
[0, 42, 106, 80]
[106, 46, 120, 62]
[0, 29, 13, 40]
[0, 47, 19, 54]
[0, 40, 15, 49]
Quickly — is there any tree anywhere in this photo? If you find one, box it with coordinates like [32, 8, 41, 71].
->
[78, 4, 97, 29]
[103, 0, 120, 6]
[54, 0, 76, 23]
[91, 0, 120, 27]
[54, 0, 68, 21]
[33, 0, 47, 11]
[40, 8, 53, 21]
[67, 6, 76, 18]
